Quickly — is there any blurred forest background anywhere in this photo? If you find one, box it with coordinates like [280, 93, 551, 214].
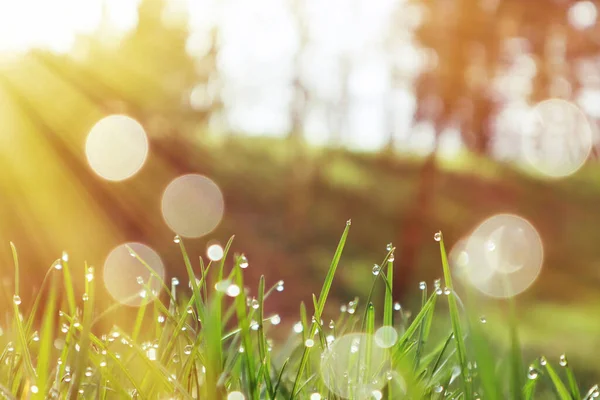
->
[1, 0, 600, 383]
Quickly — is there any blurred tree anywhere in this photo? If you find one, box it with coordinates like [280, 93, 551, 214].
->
[394, 0, 600, 292]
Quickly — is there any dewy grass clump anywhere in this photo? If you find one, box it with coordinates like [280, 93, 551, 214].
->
[0, 223, 596, 399]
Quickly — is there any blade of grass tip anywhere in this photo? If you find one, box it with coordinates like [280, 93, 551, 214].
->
[383, 247, 395, 327]
[414, 281, 431, 372]
[233, 261, 258, 398]
[69, 262, 95, 398]
[467, 318, 501, 400]
[256, 276, 274, 398]
[393, 292, 437, 356]
[26, 261, 59, 333]
[542, 357, 572, 400]
[272, 357, 290, 399]
[291, 220, 350, 398]
[437, 233, 470, 397]
[177, 236, 206, 325]
[59, 250, 77, 318]
[300, 302, 308, 342]
[564, 359, 582, 400]
[506, 285, 524, 398]
[32, 272, 58, 400]
[132, 275, 155, 342]
[9, 243, 36, 381]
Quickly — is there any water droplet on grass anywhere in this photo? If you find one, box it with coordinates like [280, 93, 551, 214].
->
[386, 243, 393, 251]
[171, 277, 179, 286]
[251, 298, 259, 309]
[85, 367, 93, 377]
[82, 293, 89, 302]
[32, 331, 39, 342]
[419, 281, 426, 290]
[527, 366, 539, 379]
[393, 302, 401, 311]
[540, 356, 547, 366]
[173, 235, 181, 244]
[270, 315, 281, 325]
[55, 263, 63, 270]
[480, 316, 487, 324]
[305, 339, 315, 348]
[13, 295, 21, 305]
[184, 345, 193, 355]
[434, 231, 442, 242]
[372, 264, 381, 276]
[240, 255, 249, 269]
[276, 280, 284, 292]
[136, 276, 144, 285]
[559, 354, 568, 367]
[293, 322, 303, 333]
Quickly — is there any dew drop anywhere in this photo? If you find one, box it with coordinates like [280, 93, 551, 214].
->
[184, 345, 193, 355]
[32, 331, 40, 342]
[173, 235, 181, 244]
[386, 243, 393, 252]
[86, 268, 94, 282]
[443, 287, 451, 295]
[388, 252, 395, 262]
[304, 339, 315, 348]
[226, 284, 241, 297]
[55, 263, 63, 271]
[157, 315, 165, 324]
[30, 385, 39, 394]
[238, 346, 245, 353]
[310, 393, 322, 400]
[187, 306, 193, 314]
[559, 354, 568, 367]
[527, 366, 539, 379]
[136, 276, 144, 285]
[434, 231, 442, 242]
[172, 354, 180, 363]
[276, 280, 284, 292]
[13, 295, 21, 305]
[270, 315, 281, 325]
[85, 366, 93, 377]
[340, 304, 347, 313]
[251, 298, 259, 309]
[480, 316, 487, 324]
[293, 322, 303, 333]
[433, 279, 441, 289]
[171, 277, 180, 286]
[419, 281, 426, 290]
[82, 293, 89, 302]
[539, 356, 547, 366]
[240, 255, 249, 269]
[434, 384, 443, 393]
[435, 288, 443, 295]
[372, 264, 381, 276]
[61, 324, 69, 333]
[393, 302, 401, 311]
[329, 320, 335, 329]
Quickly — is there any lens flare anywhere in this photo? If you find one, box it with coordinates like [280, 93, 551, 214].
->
[103, 243, 165, 307]
[85, 115, 149, 181]
[522, 99, 592, 178]
[161, 174, 225, 238]
[320, 333, 390, 399]
[457, 214, 543, 298]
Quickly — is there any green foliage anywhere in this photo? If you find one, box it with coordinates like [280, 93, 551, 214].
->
[0, 225, 595, 399]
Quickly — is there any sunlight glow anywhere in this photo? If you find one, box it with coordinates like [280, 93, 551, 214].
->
[0, 0, 140, 53]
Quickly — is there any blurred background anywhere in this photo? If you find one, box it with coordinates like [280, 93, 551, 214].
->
[1, 0, 600, 384]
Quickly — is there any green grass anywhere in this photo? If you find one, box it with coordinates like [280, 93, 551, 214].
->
[1, 224, 596, 399]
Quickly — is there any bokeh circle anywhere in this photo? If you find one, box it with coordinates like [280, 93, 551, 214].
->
[103, 243, 165, 307]
[460, 214, 543, 298]
[85, 115, 149, 181]
[161, 174, 225, 238]
[320, 333, 389, 399]
[522, 99, 592, 178]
